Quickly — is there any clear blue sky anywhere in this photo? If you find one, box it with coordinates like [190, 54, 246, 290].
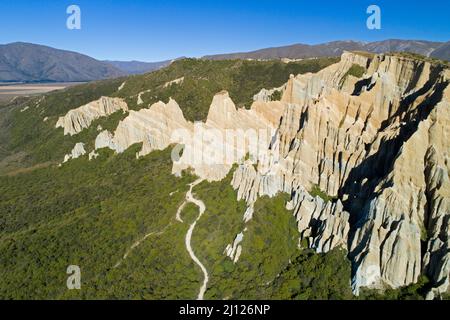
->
[0, 0, 448, 62]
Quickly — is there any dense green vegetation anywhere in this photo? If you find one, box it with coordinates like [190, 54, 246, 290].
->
[190, 175, 353, 299]
[359, 276, 430, 300]
[270, 248, 353, 300]
[194, 179, 298, 299]
[270, 90, 282, 101]
[347, 64, 366, 78]
[0, 146, 201, 299]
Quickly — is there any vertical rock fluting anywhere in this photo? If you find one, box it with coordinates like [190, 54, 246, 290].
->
[345, 67, 449, 294]
[231, 52, 449, 295]
[56, 97, 129, 135]
[94, 91, 285, 182]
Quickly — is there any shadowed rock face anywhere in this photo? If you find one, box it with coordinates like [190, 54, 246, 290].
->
[230, 52, 449, 295]
[58, 51, 449, 296]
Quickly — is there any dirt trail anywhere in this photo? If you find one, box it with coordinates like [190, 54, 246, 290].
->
[177, 179, 209, 300]
[115, 179, 209, 300]
[113, 224, 170, 269]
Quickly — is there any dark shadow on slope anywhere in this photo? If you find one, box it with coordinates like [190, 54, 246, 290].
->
[352, 77, 374, 96]
[340, 73, 448, 230]
[342, 75, 448, 284]
[378, 65, 445, 132]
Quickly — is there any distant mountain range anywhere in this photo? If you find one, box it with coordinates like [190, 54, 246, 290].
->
[0, 42, 125, 82]
[203, 39, 450, 61]
[1, 40, 449, 83]
[0, 43, 174, 83]
[430, 41, 450, 60]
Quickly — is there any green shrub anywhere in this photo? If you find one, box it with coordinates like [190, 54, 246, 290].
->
[270, 248, 353, 300]
[358, 275, 430, 300]
[270, 90, 282, 101]
[309, 184, 336, 203]
[0, 146, 199, 299]
[347, 64, 366, 78]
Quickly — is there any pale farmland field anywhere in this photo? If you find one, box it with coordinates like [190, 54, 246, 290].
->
[0, 82, 84, 104]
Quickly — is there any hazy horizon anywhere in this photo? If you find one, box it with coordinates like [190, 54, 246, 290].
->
[0, 0, 449, 62]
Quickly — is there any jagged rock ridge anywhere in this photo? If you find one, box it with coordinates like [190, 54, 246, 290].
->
[232, 52, 449, 296]
[56, 97, 128, 135]
[57, 51, 449, 297]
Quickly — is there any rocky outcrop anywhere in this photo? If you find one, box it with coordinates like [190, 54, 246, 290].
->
[63, 142, 86, 163]
[287, 188, 350, 253]
[230, 52, 450, 295]
[164, 77, 184, 88]
[63, 51, 449, 296]
[94, 98, 192, 157]
[56, 97, 128, 135]
[175, 91, 285, 181]
[95, 130, 117, 150]
[118, 81, 126, 91]
[94, 91, 285, 181]
[253, 84, 286, 102]
[137, 90, 152, 105]
[225, 232, 244, 263]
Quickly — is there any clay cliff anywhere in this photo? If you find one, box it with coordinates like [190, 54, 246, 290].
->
[56, 96, 128, 135]
[56, 51, 449, 297]
[231, 52, 449, 296]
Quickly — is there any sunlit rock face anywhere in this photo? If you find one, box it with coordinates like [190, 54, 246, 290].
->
[231, 52, 449, 295]
[63, 142, 86, 163]
[57, 51, 449, 296]
[56, 97, 128, 135]
[92, 91, 285, 182]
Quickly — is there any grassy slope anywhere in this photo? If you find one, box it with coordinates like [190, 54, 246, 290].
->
[116, 57, 340, 120]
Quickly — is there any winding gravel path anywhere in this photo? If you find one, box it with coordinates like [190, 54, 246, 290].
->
[178, 179, 209, 300]
[116, 179, 209, 299]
